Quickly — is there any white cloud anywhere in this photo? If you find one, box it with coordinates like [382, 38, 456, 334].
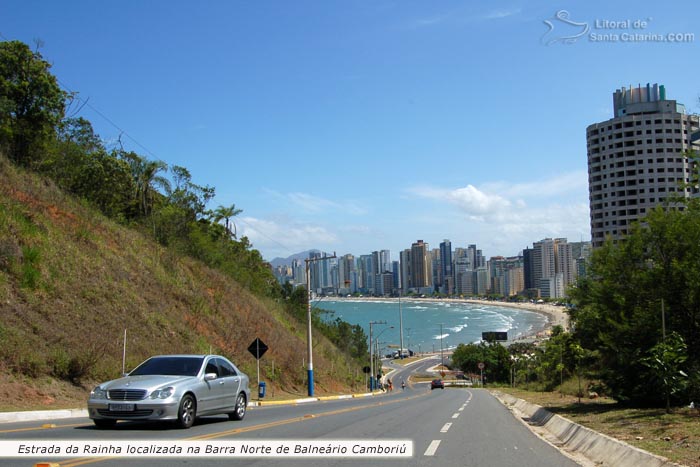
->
[482, 170, 588, 199]
[409, 184, 514, 221]
[264, 189, 367, 215]
[484, 8, 522, 20]
[406, 171, 591, 253]
[238, 216, 338, 257]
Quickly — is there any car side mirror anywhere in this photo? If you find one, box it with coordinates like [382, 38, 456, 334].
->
[204, 373, 218, 381]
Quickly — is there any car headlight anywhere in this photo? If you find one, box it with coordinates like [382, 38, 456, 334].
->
[150, 387, 175, 399]
[90, 386, 107, 399]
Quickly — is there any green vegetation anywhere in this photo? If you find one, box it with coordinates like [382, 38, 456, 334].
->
[453, 178, 700, 411]
[0, 39, 367, 397]
[569, 195, 700, 408]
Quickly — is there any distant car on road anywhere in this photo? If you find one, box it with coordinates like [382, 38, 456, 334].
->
[430, 379, 445, 390]
[87, 354, 250, 429]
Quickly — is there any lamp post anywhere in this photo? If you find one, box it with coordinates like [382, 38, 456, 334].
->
[305, 253, 336, 397]
[398, 292, 404, 359]
[439, 323, 444, 370]
[369, 321, 388, 390]
[406, 328, 411, 356]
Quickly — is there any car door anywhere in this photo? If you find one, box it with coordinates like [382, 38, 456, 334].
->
[199, 357, 227, 412]
[215, 357, 242, 411]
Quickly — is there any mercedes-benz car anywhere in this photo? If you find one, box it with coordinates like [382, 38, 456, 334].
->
[87, 354, 250, 429]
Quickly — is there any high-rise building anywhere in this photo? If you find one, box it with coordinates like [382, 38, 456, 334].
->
[338, 254, 356, 295]
[454, 256, 471, 295]
[489, 256, 524, 297]
[430, 248, 441, 293]
[399, 249, 411, 294]
[409, 240, 432, 292]
[392, 260, 401, 291]
[439, 240, 453, 295]
[530, 238, 575, 298]
[357, 254, 373, 294]
[587, 84, 700, 247]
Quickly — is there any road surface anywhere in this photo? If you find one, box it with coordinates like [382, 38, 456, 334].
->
[0, 357, 581, 467]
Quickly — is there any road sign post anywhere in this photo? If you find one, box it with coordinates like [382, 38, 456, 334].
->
[247, 338, 269, 395]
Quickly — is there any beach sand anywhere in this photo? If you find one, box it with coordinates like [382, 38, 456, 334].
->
[462, 299, 570, 333]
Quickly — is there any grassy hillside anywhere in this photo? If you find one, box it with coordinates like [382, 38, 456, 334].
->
[0, 155, 362, 407]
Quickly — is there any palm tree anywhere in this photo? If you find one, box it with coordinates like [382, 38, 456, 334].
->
[121, 152, 171, 216]
[214, 203, 243, 239]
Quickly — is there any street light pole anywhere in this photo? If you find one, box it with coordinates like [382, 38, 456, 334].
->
[440, 323, 444, 370]
[399, 292, 404, 359]
[305, 253, 336, 397]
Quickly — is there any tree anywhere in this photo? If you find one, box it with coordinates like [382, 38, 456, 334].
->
[641, 332, 688, 413]
[570, 201, 700, 405]
[119, 152, 170, 217]
[38, 118, 134, 219]
[0, 40, 68, 166]
[213, 203, 243, 239]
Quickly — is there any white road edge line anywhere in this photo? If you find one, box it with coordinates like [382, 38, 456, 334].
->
[424, 440, 441, 456]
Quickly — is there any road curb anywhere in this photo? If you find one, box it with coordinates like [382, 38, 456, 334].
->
[493, 392, 681, 467]
[0, 408, 88, 424]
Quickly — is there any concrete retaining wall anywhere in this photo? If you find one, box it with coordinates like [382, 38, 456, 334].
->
[495, 392, 680, 467]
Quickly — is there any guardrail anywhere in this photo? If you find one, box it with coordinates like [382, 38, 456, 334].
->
[445, 380, 474, 387]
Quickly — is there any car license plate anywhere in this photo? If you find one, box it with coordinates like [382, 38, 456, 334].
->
[109, 403, 135, 411]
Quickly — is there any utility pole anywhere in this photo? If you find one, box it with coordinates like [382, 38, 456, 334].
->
[305, 252, 336, 397]
[369, 320, 388, 390]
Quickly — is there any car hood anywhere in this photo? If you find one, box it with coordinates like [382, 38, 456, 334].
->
[99, 375, 198, 391]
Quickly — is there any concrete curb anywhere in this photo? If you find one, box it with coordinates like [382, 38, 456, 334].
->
[0, 408, 88, 424]
[493, 392, 681, 467]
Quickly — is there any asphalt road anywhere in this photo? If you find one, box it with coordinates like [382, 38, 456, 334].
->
[0, 357, 582, 467]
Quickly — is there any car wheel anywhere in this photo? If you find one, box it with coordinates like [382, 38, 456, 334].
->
[93, 419, 117, 429]
[176, 394, 196, 429]
[228, 393, 247, 421]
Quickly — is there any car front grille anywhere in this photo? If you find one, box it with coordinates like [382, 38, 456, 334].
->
[108, 389, 148, 401]
[97, 409, 153, 417]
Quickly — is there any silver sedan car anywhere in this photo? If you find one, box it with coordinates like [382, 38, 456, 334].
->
[87, 354, 250, 429]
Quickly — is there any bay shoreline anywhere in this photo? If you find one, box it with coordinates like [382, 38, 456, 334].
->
[320, 296, 570, 341]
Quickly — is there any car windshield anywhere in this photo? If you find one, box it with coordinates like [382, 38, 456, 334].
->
[129, 356, 204, 377]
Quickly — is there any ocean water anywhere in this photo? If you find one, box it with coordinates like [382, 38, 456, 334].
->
[313, 299, 548, 353]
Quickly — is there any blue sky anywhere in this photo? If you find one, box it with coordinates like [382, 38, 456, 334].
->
[3, 1, 699, 261]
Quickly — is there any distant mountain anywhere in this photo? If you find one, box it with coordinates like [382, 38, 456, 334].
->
[269, 250, 321, 268]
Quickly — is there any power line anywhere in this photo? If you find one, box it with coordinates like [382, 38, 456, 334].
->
[1, 32, 160, 160]
[3, 33, 300, 260]
[235, 217, 296, 256]
[58, 78, 160, 160]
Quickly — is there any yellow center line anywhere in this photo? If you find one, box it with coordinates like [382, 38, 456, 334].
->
[0, 422, 84, 434]
[47, 392, 426, 467]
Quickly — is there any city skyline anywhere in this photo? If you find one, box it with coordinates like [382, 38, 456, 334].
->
[273, 236, 590, 301]
[4, 1, 699, 261]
